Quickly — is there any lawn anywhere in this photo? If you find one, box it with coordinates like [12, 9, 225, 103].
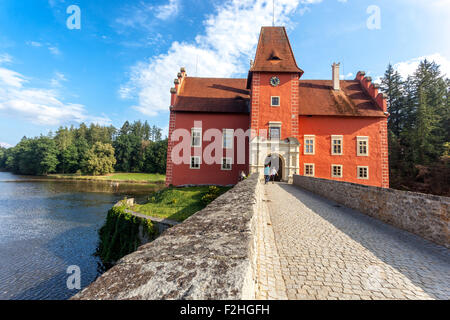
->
[131, 186, 231, 222]
[47, 172, 166, 184]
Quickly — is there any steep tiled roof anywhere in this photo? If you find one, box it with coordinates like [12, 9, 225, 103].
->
[250, 27, 303, 74]
[298, 80, 385, 117]
[172, 77, 250, 113]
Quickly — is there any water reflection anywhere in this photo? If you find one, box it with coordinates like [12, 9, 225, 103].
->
[0, 172, 162, 300]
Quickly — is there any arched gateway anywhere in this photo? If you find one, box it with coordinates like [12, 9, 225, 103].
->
[250, 137, 300, 182]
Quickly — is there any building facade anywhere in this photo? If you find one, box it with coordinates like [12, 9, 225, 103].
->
[165, 27, 389, 188]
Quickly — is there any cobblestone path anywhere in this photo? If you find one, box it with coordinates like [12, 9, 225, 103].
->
[256, 183, 450, 300]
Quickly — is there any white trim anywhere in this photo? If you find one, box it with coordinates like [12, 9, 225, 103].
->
[304, 135, 315, 155]
[221, 157, 232, 171]
[357, 136, 369, 156]
[357, 166, 369, 179]
[331, 135, 343, 155]
[271, 96, 280, 107]
[269, 126, 281, 141]
[222, 129, 234, 149]
[191, 128, 202, 148]
[190, 156, 201, 169]
[331, 164, 343, 178]
[304, 163, 315, 177]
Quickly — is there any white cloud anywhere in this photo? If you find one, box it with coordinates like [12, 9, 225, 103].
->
[0, 58, 110, 126]
[394, 53, 450, 79]
[121, 0, 323, 116]
[50, 72, 67, 87]
[0, 67, 27, 88]
[0, 53, 12, 64]
[48, 46, 61, 56]
[116, 0, 181, 31]
[26, 41, 62, 56]
[155, 0, 180, 20]
[340, 72, 354, 80]
[27, 41, 43, 47]
[0, 142, 13, 148]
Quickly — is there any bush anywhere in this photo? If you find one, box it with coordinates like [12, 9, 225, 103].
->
[96, 206, 156, 267]
[201, 186, 222, 205]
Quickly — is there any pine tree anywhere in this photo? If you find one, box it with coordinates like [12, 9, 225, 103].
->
[381, 64, 404, 136]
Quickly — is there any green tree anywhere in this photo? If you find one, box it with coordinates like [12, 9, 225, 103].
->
[0, 147, 6, 169]
[381, 64, 404, 136]
[143, 139, 168, 174]
[35, 136, 59, 175]
[82, 142, 116, 175]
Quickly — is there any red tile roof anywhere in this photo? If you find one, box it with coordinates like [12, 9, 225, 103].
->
[250, 27, 304, 74]
[172, 77, 250, 113]
[298, 80, 386, 117]
[172, 78, 385, 117]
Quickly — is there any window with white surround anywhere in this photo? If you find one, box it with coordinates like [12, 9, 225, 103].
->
[222, 129, 234, 149]
[269, 127, 281, 140]
[331, 135, 343, 155]
[304, 163, 315, 177]
[357, 166, 369, 179]
[304, 135, 315, 155]
[357, 136, 369, 156]
[191, 128, 202, 147]
[331, 165, 343, 178]
[221, 157, 232, 171]
[190, 156, 201, 169]
[271, 96, 280, 107]
[268, 122, 281, 141]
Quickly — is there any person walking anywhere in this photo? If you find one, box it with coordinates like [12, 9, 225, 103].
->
[270, 166, 278, 184]
[264, 164, 270, 184]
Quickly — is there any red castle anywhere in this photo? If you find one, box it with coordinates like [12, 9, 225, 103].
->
[165, 27, 389, 188]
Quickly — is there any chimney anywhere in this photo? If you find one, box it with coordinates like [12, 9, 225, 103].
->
[332, 62, 340, 91]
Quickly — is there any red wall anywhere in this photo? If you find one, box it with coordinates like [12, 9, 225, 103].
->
[298, 116, 386, 187]
[252, 73, 298, 140]
[170, 112, 250, 186]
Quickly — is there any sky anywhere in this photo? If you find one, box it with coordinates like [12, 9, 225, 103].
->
[0, 0, 449, 147]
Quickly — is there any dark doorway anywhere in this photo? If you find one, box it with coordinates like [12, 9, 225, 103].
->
[264, 154, 283, 182]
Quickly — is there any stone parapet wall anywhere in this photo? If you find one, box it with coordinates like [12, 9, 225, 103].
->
[73, 174, 262, 300]
[293, 175, 449, 248]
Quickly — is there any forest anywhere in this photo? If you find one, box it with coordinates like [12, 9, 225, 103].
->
[0, 120, 168, 176]
[380, 59, 449, 196]
[0, 59, 448, 196]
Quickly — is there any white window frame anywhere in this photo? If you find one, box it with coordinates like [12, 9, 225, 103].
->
[190, 156, 201, 169]
[357, 166, 369, 180]
[271, 96, 280, 107]
[269, 122, 282, 141]
[221, 157, 232, 171]
[191, 128, 202, 148]
[331, 164, 343, 178]
[331, 135, 343, 155]
[304, 163, 315, 177]
[222, 129, 234, 149]
[304, 135, 315, 155]
[357, 136, 369, 156]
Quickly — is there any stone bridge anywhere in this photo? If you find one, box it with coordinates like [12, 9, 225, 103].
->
[74, 174, 450, 300]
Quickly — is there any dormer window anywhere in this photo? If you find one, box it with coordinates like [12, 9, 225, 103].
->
[268, 50, 282, 61]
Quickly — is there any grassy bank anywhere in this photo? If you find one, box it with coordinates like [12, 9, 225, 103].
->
[132, 186, 231, 222]
[47, 172, 165, 184]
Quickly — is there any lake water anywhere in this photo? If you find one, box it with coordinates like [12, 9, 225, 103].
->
[0, 172, 160, 300]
